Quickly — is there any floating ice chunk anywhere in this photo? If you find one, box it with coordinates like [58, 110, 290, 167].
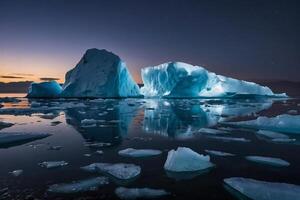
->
[9, 169, 23, 177]
[224, 114, 300, 134]
[48, 145, 63, 150]
[197, 128, 228, 135]
[224, 177, 300, 200]
[81, 163, 141, 180]
[118, 148, 162, 158]
[245, 156, 290, 167]
[48, 177, 109, 194]
[205, 150, 235, 156]
[164, 147, 214, 172]
[27, 81, 62, 98]
[207, 136, 250, 142]
[61, 49, 141, 98]
[271, 138, 296, 143]
[115, 187, 170, 200]
[287, 110, 298, 115]
[0, 121, 14, 129]
[81, 119, 98, 127]
[84, 142, 112, 148]
[95, 150, 103, 155]
[256, 130, 289, 139]
[39, 161, 68, 169]
[141, 62, 285, 98]
[0, 132, 50, 146]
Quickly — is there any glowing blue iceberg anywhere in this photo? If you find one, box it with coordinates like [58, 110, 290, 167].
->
[27, 81, 62, 98]
[61, 49, 141, 98]
[141, 62, 286, 98]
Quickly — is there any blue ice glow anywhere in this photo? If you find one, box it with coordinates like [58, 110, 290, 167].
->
[141, 62, 286, 98]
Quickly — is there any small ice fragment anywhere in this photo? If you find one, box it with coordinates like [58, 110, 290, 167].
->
[205, 150, 235, 156]
[39, 161, 68, 169]
[224, 177, 300, 200]
[198, 128, 227, 135]
[84, 142, 112, 148]
[271, 138, 296, 143]
[9, 169, 23, 177]
[95, 150, 103, 155]
[48, 146, 63, 150]
[256, 130, 289, 139]
[48, 177, 109, 194]
[115, 187, 170, 200]
[81, 163, 141, 180]
[118, 148, 162, 158]
[164, 147, 214, 172]
[207, 136, 250, 142]
[84, 153, 92, 157]
[287, 110, 298, 115]
[246, 156, 290, 167]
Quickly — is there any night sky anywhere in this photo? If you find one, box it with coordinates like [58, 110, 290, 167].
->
[0, 0, 299, 83]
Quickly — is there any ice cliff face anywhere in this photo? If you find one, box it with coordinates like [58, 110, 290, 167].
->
[61, 49, 141, 98]
[141, 62, 286, 98]
[27, 81, 62, 98]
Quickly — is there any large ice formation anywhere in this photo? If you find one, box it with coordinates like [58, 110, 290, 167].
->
[164, 147, 214, 172]
[224, 114, 300, 134]
[61, 49, 141, 98]
[141, 62, 286, 98]
[27, 81, 62, 98]
[224, 177, 300, 200]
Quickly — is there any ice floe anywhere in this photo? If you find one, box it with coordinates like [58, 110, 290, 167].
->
[115, 187, 170, 199]
[205, 150, 235, 156]
[81, 163, 141, 180]
[39, 161, 68, 169]
[118, 148, 162, 158]
[223, 114, 300, 134]
[206, 136, 250, 142]
[224, 177, 300, 200]
[48, 177, 109, 194]
[245, 156, 290, 167]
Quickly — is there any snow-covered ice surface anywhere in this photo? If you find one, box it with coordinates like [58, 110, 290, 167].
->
[61, 49, 141, 98]
[118, 148, 162, 157]
[245, 156, 290, 167]
[48, 177, 109, 194]
[224, 114, 300, 134]
[81, 163, 141, 180]
[224, 177, 300, 200]
[27, 81, 62, 98]
[115, 187, 170, 199]
[0, 95, 299, 199]
[164, 147, 214, 172]
[141, 62, 286, 98]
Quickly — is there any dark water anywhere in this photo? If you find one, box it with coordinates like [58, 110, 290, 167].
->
[0, 93, 300, 199]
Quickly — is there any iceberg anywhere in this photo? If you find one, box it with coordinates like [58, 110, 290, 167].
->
[224, 114, 300, 134]
[141, 62, 285, 98]
[115, 187, 170, 200]
[48, 177, 109, 194]
[61, 48, 141, 98]
[27, 81, 62, 98]
[224, 177, 300, 200]
[118, 148, 162, 158]
[245, 156, 290, 167]
[81, 163, 141, 180]
[164, 147, 214, 172]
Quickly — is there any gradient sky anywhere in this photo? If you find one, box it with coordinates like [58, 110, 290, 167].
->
[0, 0, 299, 83]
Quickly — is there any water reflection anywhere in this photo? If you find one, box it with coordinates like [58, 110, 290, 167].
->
[142, 99, 273, 138]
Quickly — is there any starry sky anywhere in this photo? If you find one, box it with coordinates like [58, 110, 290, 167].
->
[0, 0, 299, 84]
